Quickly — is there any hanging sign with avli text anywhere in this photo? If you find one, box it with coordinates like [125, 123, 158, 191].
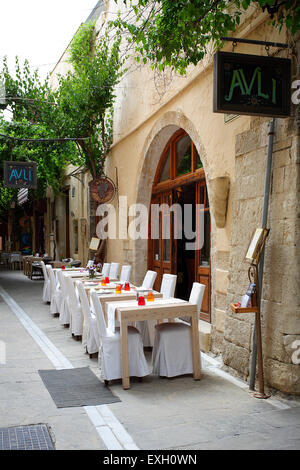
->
[213, 51, 291, 118]
[4, 161, 37, 189]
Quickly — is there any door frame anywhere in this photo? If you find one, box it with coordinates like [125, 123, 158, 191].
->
[148, 129, 211, 322]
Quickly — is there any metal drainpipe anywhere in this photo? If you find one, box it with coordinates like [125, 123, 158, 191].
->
[249, 118, 276, 391]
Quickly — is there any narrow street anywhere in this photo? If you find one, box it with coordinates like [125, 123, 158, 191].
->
[0, 270, 299, 451]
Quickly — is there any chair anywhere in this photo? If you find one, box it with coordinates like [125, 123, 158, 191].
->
[109, 262, 120, 279]
[40, 261, 51, 303]
[46, 265, 62, 315]
[57, 270, 70, 326]
[136, 273, 177, 347]
[119, 265, 131, 283]
[160, 273, 177, 299]
[90, 290, 150, 382]
[65, 275, 83, 339]
[31, 261, 44, 279]
[76, 281, 99, 356]
[151, 282, 205, 378]
[71, 260, 81, 267]
[141, 270, 157, 289]
[101, 263, 111, 277]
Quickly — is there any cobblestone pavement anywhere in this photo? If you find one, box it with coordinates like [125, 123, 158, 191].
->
[0, 269, 299, 450]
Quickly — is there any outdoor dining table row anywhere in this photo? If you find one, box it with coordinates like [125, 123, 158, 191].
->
[42, 262, 203, 390]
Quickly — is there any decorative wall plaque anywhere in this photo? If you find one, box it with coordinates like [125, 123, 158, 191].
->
[89, 176, 116, 204]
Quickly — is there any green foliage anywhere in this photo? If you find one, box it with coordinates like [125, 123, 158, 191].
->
[56, 22, 125, 177]
[0, 57, 80, 214]
[0, 22, 124, 215]
[113, 0, 300, 74]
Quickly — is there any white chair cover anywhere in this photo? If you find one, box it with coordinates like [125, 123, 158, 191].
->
[141, 270, 157, 289]
[76, 281, 99, 355]
[109, 262, 120, 279]
[137, 273, 177, 347]
[119, 265, 131, 283]
[160, 274, 177, 298]
[40, 261, 51, 303]
[57, 271, 70, 325]
[151, 282, 205, 377]
[101, 263, 110, 277]
[90, 290, 150, 382]
[46, 265, 62, 315]
[65, 275, 83, 337]
[86, 260, 94, 268]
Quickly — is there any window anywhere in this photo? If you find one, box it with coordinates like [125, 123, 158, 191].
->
[195, 147, 203, 170]
[159, 148, 171, 182]
[176, 134, 192, 176]
[156, 130, 203, 184]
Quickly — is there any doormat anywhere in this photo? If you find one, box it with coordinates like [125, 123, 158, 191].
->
[38, 367, 120, 408]
[0, 424, 54, 450]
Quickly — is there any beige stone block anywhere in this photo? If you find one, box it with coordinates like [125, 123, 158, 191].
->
[270, 192, 297, 221]
[199, 319, 211, 352]
[222, 341, 250, 377]
[215, 308, 226, 333]
[238, 148, 266, 177]
[290, 138, 300, 164]
[261, 270, 283, 304]
[264, 244, 299, 275]
[240, 173, 264, 199]
[272, 166, 285, 194]
[281, 275, 300, 308]
[210, 328, 224, 355]
[215, 250, 230, 270]
[283, 164, 298, 193]
[273, 148, 292, 169]
[224, 316, 253, 350]
[273, 137, 292, 153]
[265, 358, 300, 394]
[235, 129, 262, 157]
[215, 291, 227, 311]
[262, 300, 300, 335]
[283, 219, 297, 246]
[126, 249, 134, 263]
[215, 269, 229, 295]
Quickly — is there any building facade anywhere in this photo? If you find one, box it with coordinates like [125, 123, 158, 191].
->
[49, 1, 300, 394]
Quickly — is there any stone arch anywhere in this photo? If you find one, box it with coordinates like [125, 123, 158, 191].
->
[132, 110, 215, 288]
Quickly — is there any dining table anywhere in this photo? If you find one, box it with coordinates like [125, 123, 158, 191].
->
[103, 297, 201, 390]
[94, 288, 163, 323]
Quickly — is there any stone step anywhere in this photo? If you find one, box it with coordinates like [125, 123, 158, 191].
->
[199, 319, 211, 352]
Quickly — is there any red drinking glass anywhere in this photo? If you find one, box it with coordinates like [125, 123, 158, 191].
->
[124, 282, 130, 291]
[61, 265, 65, 270]
[138, 295, 145, 306]
[105, 277, 110, 284]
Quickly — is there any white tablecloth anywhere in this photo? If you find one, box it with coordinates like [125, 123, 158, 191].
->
[9, 253, 22, 263]
[106, 297, 185, 334]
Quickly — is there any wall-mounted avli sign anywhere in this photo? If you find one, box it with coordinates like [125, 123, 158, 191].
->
[4, 161, 37, 189]
[213, 51, 291, 118]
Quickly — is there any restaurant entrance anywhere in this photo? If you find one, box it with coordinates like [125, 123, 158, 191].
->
[148, 129, 211, 322]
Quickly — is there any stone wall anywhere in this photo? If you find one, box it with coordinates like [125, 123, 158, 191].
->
[222, 112, 300, 394]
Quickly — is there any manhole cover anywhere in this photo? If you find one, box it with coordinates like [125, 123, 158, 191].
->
[0, 424, 54, 450]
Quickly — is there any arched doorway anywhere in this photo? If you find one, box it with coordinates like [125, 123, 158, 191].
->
[148, 129, 211, 322]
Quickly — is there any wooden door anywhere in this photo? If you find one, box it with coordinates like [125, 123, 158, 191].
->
[149, 190, 176, 291]
[195, 181, 211, 322]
